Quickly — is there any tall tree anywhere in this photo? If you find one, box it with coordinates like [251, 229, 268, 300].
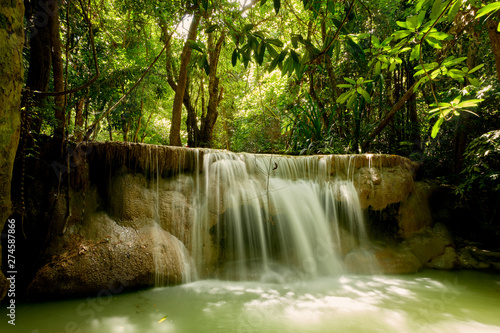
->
[48, 0, 65, 150]
[169, 11, 202, 146]
[0, 0, 24, 301]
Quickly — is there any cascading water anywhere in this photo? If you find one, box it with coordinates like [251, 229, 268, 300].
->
[191, 151, 379, 282]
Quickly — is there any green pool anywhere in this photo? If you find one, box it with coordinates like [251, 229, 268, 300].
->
[2, 270, 500, 333]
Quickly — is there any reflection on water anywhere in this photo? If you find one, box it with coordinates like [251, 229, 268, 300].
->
[2, 270, 500, 333]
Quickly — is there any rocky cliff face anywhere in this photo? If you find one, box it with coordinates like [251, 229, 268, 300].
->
[17, 142, 495, 300]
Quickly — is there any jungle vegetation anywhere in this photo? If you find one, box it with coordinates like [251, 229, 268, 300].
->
[17, 0, 500, 178]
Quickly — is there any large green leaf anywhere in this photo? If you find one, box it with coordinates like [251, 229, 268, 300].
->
[273, 0, 281, 14]
[431, 117, 444, 138]
[476, 2, 500, 19]
[232, 49, 239, 67]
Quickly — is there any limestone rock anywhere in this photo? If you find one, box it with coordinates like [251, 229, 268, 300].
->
[355, 166, 415, 210]
[398, 181, 435, 237]
[403, 224, 453, 265]
[158, 191, 193, 247]
[427, 247, 458, 269]
[27, 225, 191, 299]
[375, 248, 422, 274]
[109, 173, 155, 224]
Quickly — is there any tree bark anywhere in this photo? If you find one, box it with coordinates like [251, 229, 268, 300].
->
[25, 0, 52, 133]
[169, 12, 201, 146]
[74, 97, 85, 142]
[0, 0, 24, 301]
[160, 19, 199, 147]
[48, 0, 65, 152]
[199, 32, 225, 147]
[487, 12, 500, 82]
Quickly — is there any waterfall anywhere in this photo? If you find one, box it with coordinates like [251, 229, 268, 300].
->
[191, 151, 379, 282]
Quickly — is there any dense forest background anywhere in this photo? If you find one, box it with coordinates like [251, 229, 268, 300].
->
[18, 0, 500, 175]
[6, 0, 500, 185]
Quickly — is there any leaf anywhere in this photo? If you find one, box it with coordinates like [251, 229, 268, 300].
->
[347, 93, 356, 108]
[267, 44, 278, 57]
[448, 0, 462, 22]
[431, 117, 444, 138]
[374, 61, 381, 75]
[431, 0, 443, 20]
[336, 90, 354, 104]
[393, 30, 411, 40]
[428, 31, 452, 40]
[418, 10, 426, 26]
[457, 99, 484, 108]
[468, 63, 484, 74]
[476, 2, 500, 19]
[187, 40, 204, 53]
[202, 56, 210, 75]
[447, 69, 465, 79]
[273, 0, 281, 14]
[359, 88, 371, 103]
[232, 49, 239, 67]
[260, 0, 268, 6]
[256, 41, 266, 65]
[337, 84, 353, 88]
[243, 24, 255, 32]
[410, 44, 421, 61]
[344, 77, 356, 85]
[396, 21, 408, 29]
[468, 77, 481, 87]
[205, 24, 218, 34]
[425, 37, 443, 49]
[158, 315, 168, 324]
[266, 38, 283, 47]
[371, 36, 380, 48]
[443, 56, 467, 67]
[327, 0, 335, 14]
[407, 16, 419, 30]
[290, 50, 300, 63]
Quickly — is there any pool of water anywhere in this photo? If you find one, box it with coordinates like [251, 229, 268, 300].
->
[2, 270, 500, 333]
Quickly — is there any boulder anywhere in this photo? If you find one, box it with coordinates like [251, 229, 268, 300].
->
[398, 181, 435, 237]
[27, 223, 191, 299]
[427, 247, 458, 270]
[403, 223, 453, 265]
[374, 248, 422, 274]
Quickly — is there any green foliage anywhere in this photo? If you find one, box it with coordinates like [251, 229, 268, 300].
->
[282, 94, 347, 155]
[457, 130, 500, 196]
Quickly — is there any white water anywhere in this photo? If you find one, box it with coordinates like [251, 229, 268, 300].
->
[190, 152, 378, 282]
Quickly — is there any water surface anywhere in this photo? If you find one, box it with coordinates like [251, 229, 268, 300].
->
[3, 270, 500, 333]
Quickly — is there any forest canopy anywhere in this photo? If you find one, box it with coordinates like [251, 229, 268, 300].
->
[21, 0, 500, 176]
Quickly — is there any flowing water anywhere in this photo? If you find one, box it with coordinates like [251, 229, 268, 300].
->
[191, 152, 378, 281]
[3, 270, 500, 332]
[3, 151, 500, 332]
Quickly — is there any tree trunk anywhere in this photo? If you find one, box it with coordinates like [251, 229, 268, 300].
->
[487, 12, 500, 82]
[25, 0, 52, 133]
[169, 12, 201, 146]
[199, 32, 225, 147]
[48, 0, 65, 152]
[0, 0, 24, 301]
[74, 97, 85, 142]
